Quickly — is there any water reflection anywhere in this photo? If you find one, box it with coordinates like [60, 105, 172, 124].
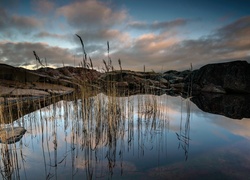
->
[176, 99, 191, 161]
[0, 93, 250, 179]
[0, 93, 74, 124]
[191, 93, 250, 119]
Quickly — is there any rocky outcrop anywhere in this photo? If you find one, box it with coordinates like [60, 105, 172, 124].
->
[189, 61, 250, 94]
[0, 80, 74, 97]
[163, 70, 190, 84]
[0, 64, 40, 82]
[2, 61, 250, 96]
[98, 70, 169, 94]
[1, 61, 250, 121]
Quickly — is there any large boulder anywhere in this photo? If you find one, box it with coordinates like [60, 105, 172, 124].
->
[189, 61, 250, 93]
[0, 64, 40, 82]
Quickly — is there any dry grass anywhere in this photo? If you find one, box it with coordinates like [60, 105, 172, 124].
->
[0, 39, 193, 179]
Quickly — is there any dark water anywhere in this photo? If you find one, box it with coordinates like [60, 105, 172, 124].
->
[1, 94, 250, 179]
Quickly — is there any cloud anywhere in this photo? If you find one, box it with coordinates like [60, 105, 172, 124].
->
[110, 16, 250, 71]
[69, 29, 131, 66]
[31, 0, 55, 13]
[34, 31, 69, 40]
[108, 31, 183, 71]
[215, 16, 250, 51]
[133, 33, 180, 53]
[0, 1, 249, 72]
[57, 0, 127, 29]
[0, 8, 42, 38]
[128, 19, 188, 31]
[74, 29, 130, 44]
[161, 16, 250, 70]
[11, 15, 41, 30]
[0, 41, 79, 67]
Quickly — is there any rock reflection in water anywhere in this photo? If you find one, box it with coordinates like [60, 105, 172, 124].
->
[0, 92, 75, 123]
[191, 93, 250, 119]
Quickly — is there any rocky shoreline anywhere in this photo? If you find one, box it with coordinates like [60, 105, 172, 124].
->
[0, 60, 250, 120]
[1, 60, 250, 100]
[1, 60, 250, 142]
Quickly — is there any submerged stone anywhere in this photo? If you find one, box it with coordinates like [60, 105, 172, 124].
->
[0, 127, 26, 144]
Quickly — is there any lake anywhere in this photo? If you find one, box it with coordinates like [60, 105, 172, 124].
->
[1, 93, 250, 179]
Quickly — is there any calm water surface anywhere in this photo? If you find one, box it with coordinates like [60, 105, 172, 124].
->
[1, 94, 250, 179]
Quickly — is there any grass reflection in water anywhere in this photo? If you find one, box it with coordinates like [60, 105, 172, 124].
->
[1, 93, 187, 179]
[2, 92, 249, 179]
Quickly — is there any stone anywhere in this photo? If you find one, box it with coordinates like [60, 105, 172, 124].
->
[10, 89, 50, 96]
[170, 83, 185, 89]
[159, 78, 169, 84]
[189, 61, 250, 93]
[0, 127, 26, 144]
[115, 81, 129, 88]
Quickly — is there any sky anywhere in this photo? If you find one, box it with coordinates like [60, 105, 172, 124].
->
[0, 0, 250, 71]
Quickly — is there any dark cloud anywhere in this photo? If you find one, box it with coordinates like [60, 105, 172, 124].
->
[11, 15, 41, 30]
[215, 16, 250, 51]
[57, 0, 127, 29]
[0, 8, 42, 38]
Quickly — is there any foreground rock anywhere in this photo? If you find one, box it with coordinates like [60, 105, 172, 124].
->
[0, 80, 75, 104]
[189, 61, 250, 94]
[0, 127, 26, 144]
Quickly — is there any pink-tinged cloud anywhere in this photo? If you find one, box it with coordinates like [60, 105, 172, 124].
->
[31, 0, 55, 13]
[34, 31, 69, 40]
[133, 33, 180, 53]
[110, 16, 250, 71]
[11, 14, 41, 29]
[128, 19, 188, 31]
[216, 16, 250, 50]
[57, 0, 127, 29]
